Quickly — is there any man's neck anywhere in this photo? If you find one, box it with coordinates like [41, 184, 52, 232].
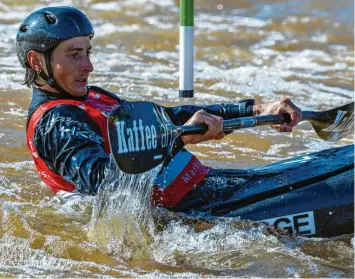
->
[39, 84, 59, 94]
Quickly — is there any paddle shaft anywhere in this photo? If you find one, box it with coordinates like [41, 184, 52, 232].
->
[177, 104, 353, 141]
[179, 113, 291, 135]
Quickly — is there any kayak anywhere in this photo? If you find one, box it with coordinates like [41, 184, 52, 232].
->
[108, 101, 354, 238]
[203, 144, 354, 238]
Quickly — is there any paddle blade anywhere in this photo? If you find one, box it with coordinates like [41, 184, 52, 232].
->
[108, 101, 178, 174]
[304, 102, 354, 141]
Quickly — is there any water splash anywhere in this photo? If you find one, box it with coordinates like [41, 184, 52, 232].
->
[88, 157, 158, 261]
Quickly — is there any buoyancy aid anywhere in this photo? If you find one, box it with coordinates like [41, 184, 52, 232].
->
[27, 87, 210, 207]
[26, 87, 121, 194]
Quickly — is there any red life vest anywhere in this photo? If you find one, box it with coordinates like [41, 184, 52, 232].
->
[27, 88, 120, 194]
[27, 88, 210, 207]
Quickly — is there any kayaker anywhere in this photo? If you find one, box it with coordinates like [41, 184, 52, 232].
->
[17, 6, 302, 209]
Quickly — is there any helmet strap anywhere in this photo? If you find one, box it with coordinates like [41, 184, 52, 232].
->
[40, 51, 73, 98]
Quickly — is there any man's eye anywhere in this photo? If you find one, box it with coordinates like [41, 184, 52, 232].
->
[69, 53, 79, 59]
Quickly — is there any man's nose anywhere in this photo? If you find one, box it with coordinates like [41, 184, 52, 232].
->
[82, 56, 94, 73]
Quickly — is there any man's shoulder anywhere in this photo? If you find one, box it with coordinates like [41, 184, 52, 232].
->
[35, 104, 103, 142]
[41, 104, 100, 128]
[88, 85, 121, 101]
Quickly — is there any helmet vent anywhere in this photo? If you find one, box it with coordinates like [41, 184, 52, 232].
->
[19, 24, 28, 32]
[44, 12, 57, 24]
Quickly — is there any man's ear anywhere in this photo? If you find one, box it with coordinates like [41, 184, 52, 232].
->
[27, 50, 43, 73]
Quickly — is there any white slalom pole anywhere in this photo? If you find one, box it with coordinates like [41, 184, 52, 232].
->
[179, 0, 194, 98]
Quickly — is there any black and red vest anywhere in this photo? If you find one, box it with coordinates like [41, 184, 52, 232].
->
[27, 87, 210, 207]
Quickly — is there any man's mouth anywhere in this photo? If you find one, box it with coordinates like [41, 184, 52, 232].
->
[76, 78, 88, 83]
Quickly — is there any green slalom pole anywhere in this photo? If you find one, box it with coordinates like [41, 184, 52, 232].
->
[179, 0, 194, 98]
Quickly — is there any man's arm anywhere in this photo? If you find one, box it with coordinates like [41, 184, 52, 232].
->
[33, 104, 110, 194]
[163, 100, 254, 150]
[164, 99, 255, 126]
[165, 97, 302, 147]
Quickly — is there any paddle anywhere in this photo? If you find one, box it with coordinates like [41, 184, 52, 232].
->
[302, 102, 354, 142]
[108, 101, 354, 174]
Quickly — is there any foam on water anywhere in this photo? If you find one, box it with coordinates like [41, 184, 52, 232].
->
[0, 10, 29, 21]
[91, 2, 122, 12]
[121, 0, 175, 8]
[0, 234, 135, 277]
[148, 217, 350, 277]
[0, 161, 33, 171]
[94, 22, 141, 37]
[144, 51, 179, 61]
[196, 14, 269, 31]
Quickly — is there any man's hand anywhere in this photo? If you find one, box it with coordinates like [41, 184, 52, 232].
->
[253, 97, 302, 132]
[182, 110, 225, 145]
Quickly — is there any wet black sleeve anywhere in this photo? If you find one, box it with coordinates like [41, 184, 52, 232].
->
[164, 100, 255, 156]
[164, 101, 254, 126]
[33, 105, 109, 195]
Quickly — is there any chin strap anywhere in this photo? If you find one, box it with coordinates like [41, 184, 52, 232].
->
[37, 51, 73, 98]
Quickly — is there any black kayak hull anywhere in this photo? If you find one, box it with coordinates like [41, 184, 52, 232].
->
[204, 145, 354, 237]
[230, 169, 353, 237]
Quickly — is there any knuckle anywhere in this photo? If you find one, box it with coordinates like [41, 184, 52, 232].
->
[280, 97, 289, 103]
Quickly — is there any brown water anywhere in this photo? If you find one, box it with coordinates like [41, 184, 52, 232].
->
[0, 0, 354, 277]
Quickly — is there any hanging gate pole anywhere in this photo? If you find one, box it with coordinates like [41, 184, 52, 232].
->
[179, 0, 194, 98]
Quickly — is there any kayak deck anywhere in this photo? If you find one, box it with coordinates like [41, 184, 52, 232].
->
[196, 145, 354, 237]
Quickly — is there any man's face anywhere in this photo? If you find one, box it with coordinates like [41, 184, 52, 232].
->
[50, 36, 94, 97]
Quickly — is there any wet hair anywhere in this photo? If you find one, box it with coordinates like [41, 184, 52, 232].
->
[21, 67, 37, 88]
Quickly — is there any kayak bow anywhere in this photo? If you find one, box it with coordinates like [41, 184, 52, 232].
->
[206, 145, 354, 237]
